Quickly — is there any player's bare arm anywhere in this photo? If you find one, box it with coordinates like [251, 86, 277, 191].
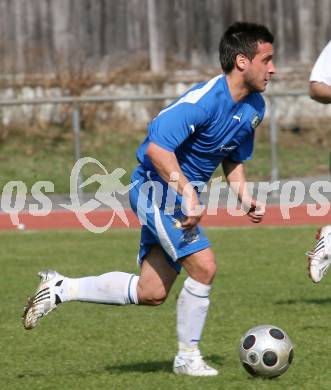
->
[147, 142, 202, 229]
[222, 158, 264, 223]
[309, 81, 331, 104]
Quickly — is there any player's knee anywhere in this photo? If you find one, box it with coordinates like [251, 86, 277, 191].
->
[202, 258, 217, 284]
[148, 290, 168, 305]
[191, 256, 217, 285]
[181, 248, 218, 285]
[137, 286, 168, 306]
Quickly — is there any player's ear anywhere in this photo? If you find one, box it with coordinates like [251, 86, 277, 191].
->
[236, 54, 249, 71]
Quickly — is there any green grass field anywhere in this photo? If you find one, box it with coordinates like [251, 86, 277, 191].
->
[1, 226, 331, 389]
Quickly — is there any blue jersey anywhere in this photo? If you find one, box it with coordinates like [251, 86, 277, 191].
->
[136, 74, 265, 183]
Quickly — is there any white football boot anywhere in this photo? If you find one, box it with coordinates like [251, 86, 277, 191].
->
[173, 352, 218, 376]
[23, 270, 64, 330]
[307, 225, 331, 283]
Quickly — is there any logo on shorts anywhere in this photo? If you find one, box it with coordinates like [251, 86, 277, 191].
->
[182, 229, 199, 243]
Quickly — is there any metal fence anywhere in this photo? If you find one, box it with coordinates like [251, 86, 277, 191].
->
[0, 91, 307, 190]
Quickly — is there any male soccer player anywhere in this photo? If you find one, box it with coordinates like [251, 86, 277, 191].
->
[307, 40, 331, 283]
[23, 22, 275, 376]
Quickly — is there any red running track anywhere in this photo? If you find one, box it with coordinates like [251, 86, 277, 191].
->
[1, 204, 330, 230]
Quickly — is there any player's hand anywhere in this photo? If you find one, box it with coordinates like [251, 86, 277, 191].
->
[181, 214, 202, 229]
[181, 192, 204, 229]
[247, 200, 265, 223]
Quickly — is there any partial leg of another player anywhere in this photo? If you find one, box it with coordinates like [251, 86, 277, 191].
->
[307, 225, 331, 283]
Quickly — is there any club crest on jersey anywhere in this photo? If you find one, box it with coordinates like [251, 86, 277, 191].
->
[251, 113, 261, 129]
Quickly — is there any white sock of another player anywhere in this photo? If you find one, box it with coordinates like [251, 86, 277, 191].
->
[55, 272, 139, 305]
[176, 277, 211, 357]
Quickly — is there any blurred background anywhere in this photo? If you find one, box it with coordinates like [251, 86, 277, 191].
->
[0, 0, 330, 193]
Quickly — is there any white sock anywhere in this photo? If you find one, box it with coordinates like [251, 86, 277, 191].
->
[176, 277, 211, 357]
[56, 272, 139, 305]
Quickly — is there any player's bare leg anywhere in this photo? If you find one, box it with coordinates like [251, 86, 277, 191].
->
[137, 245, 178, 305]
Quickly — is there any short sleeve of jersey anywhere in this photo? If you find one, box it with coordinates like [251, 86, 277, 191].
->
[310, 41, 331, 85]
[148, 103, 207, 152]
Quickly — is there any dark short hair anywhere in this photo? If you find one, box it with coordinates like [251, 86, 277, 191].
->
[219, 22, 274, 73]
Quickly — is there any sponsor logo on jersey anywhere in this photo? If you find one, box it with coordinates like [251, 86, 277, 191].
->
[220, 144, 237, 152]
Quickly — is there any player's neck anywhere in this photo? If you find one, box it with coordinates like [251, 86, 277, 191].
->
[225, 73, 250, 102]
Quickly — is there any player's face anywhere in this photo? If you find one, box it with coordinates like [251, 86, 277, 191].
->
[244, 42, 275, 92]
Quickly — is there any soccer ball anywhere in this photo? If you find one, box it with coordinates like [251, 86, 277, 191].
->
[239, 324, 294, 378]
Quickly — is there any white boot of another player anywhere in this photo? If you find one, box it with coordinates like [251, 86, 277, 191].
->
[307, 225, 331, 283]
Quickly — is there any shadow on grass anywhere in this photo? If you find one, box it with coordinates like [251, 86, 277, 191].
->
[275, 298, 331, 305]
[105, 354, 223, 374]
[14, 355, 223, 380]
[16, 368, 103, 380]
[17, 372, 46, 379]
